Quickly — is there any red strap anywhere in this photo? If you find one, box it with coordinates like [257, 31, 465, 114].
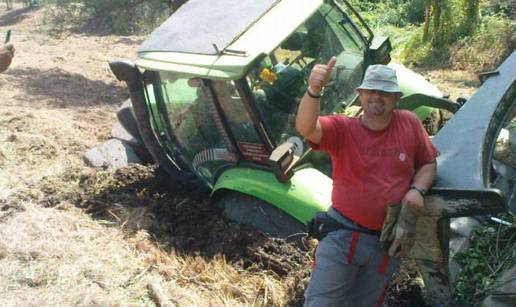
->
[376, 284, 389, 307]
[347, 231, 361, 264]
[378, 254, 390, 274]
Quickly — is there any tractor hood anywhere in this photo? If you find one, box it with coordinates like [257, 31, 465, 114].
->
[136, 0, 322, 79]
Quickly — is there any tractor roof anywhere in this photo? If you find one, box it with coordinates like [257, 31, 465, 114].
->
[136, 0, 323, 79]
[139, 0, 279, 55]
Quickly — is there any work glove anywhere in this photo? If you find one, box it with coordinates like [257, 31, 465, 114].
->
[380, 203, 401, 252]
[380, 203, 417, 257]
[0, 43, 15, 73]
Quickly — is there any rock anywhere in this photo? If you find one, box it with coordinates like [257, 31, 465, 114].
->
[111, 122, 151, 163]
[450, 217, 482, 239]
[84, 139, 141, 170]
[481, 265, 516, 307]
[111, 122, 142, 147]
[449, 217, 483, 284]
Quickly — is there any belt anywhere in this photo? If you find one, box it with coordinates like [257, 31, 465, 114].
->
[328, 207, 381, 236]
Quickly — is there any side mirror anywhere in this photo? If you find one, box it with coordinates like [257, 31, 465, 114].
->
[367, 36, 392, 65]
[268, 142, 299, 182]
[281, 31, 307, 51]
[109, 59, 142, 93]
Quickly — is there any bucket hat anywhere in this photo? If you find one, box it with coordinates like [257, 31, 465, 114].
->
[357, 64, 401, 93]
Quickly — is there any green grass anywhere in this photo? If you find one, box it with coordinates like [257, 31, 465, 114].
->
[453, 213, 516, 306]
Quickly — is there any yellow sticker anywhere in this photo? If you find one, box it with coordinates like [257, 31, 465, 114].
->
[259, 68, 277, 85]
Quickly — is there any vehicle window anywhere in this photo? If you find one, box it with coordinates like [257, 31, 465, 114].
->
[245, 4, 366, 149]
[157, 72, 237, 185]
[320, 3, 366, 54]
[213, 80, 270, 163]
[333, 0, 373, 44]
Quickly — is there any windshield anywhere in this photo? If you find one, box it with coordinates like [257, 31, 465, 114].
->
[153, 72, 238, 185]
[245, 3, 366, 150]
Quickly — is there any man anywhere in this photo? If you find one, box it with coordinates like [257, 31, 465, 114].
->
[0, 43, 15, 73]
[296, 58, 438, 307]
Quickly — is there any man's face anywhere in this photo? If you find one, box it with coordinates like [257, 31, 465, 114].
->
[357, 89, 400, 118]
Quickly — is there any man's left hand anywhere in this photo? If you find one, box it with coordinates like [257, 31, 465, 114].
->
[387, 204, 417, 257]
[402, 188, 425, 215]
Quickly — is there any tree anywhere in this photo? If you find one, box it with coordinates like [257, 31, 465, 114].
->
[422, 0, 481, 45]
[459, 0, 480, 36]
[423, 0, 431, 41]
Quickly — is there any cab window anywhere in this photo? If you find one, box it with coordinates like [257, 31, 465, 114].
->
[245, 4, 366, 149]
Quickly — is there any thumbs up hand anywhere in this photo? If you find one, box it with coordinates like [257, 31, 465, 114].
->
[307, 56, 336, 95]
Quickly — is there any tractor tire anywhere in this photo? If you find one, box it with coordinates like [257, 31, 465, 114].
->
[217, 192, 306, 243]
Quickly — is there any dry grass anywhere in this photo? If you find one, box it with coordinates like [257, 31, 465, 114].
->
[1, 165, 310, 306]
[0, 202, 148, 306]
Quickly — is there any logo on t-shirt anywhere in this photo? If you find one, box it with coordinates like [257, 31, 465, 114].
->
[399, 152, 406, 161]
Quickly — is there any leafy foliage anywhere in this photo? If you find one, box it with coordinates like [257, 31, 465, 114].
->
[343, 0, 514, 71]
[449, 14, 515, 72]
[453, 213, 516, 306]
[40, 0, 187, 35]
[396, 0, 514, 71]
[345, 0, 426, 27]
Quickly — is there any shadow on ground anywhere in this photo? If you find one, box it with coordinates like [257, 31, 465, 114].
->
[61, 15, 145, 41]
[114, 37, 143, 46]
[0, 6, 38, 27]
[6, 67, 128, 107]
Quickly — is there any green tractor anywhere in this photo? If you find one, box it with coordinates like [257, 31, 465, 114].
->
[110, 0, 462, 239]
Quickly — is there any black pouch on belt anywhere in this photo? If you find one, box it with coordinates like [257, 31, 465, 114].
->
[307, 211, 345, 241]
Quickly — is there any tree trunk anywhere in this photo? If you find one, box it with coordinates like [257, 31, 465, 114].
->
[431, 0, 447, 46]
[423, 0, 431, 42]
[462, 0, 480, 36]
[432, 0, 442, 37]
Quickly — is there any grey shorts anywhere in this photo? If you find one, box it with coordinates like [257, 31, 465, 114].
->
[304, 209, 400, 307]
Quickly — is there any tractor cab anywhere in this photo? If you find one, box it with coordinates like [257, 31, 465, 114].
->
[139, 2, 370, 186]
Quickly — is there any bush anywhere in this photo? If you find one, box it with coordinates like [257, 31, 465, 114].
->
[450, 14, 515, 72]
[345, 0, 425, 27]
[374, 24, 419, 59]
[41, 0, 185, 35]
[399, 0, 515, 71]
[401, 31, 451, 67]
[453, 213, 516, 306]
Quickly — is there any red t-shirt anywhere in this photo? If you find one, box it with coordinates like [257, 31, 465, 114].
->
[311, 110, 439, 230]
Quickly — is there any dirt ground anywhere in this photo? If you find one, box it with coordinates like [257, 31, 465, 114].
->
[0, 4, 484, 307]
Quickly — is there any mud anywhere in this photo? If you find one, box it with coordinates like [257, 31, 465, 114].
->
[385, 260, 430, 307]
[40, 165, 311, 305]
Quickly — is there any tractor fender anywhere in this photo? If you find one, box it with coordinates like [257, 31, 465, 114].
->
[390, 62, 453, 119]
[211, 167, 333, 224]
[390, 62, 443, 98]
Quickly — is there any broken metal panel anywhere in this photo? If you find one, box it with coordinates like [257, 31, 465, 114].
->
[433, 51, 516, 191]
[426, 189, 506, 217]
[409, 50, 516, 306]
